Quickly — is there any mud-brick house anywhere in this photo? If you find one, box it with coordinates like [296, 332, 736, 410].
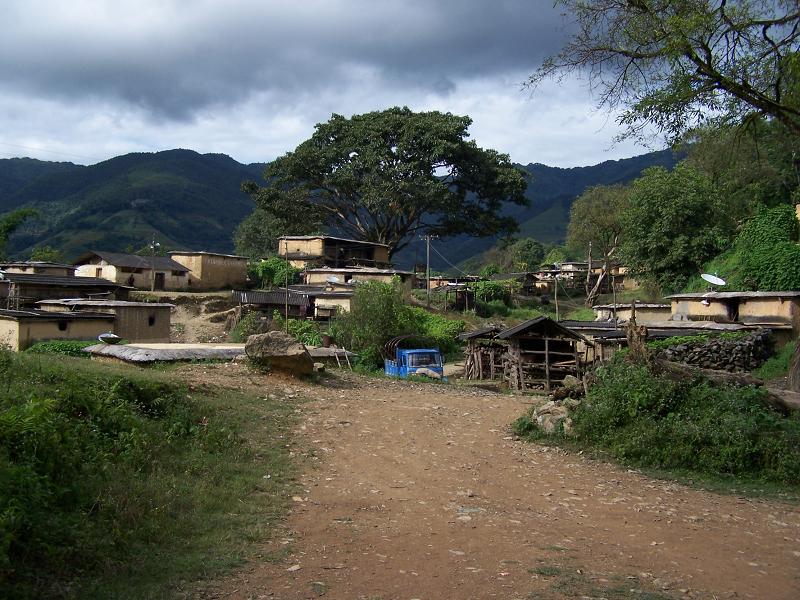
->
[0, 272, 127, 307]
[666, 291, 800, 345]
[0, 261, 77, 277]
[278, 235, 390, 269]
[593, 303, 672, 324]
[302, 266, 415, 290]
[37, 299, 173, 342]
[74, 251, 190, 291]
[168, 251, 248, 290]
[0, 308, 115, 351]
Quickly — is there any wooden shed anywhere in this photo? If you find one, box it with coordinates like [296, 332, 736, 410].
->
[496, 317, 589, 391]
[459, 326, 504, 380]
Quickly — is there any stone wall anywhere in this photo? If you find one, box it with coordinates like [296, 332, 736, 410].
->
[657, 330, 773, 372]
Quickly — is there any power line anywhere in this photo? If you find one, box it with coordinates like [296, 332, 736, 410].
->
[429, 242, 471, 277]
[0, 141, 103, 163]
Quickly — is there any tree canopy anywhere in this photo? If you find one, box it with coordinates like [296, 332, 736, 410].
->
[567, 184, 629, 305]
[530, 0, 800, 141]
[234, 207, 322, 259]
[0, 208, 37, 260]
[243, 107, 528, 256]
[620, 164, 735, 291]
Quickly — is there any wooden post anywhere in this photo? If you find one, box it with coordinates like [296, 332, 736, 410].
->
[544, 337, 551, 392]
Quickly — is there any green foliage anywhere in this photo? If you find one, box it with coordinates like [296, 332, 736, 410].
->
[542, 245, 569, 265]
[0, 208, 37, 260]
[331, 281, 464, 367]
[0, 351, 252, 597]
[692, 204, 800, 292]
[245, 107, 528, 256]
[24, 340, 95, 357]
[621, 164, 735, 292]
[403, 307, 465, 355]
[229, 311, 263, 342]
[479, 264, 501, 278]
[271, 313, 323, 347]
[531, 1, 800, 141]
[566, 184, 627, 258]
[518, 359, 800, 485]
[753, 340, 798, 382]
[249, 256, 300, 288]
[465, 238, 546, 275]
[683, 120, 800, 211]
[234, 207, 321, 259]
[28, 245, 63, 263]
[471, 279, 509, 302]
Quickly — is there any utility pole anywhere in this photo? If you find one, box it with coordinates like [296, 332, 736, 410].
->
[554, 274, 559, 321]
[421, 234, 437, 307]
[284, 239, 289, 333]
[149, 237, 160, 292]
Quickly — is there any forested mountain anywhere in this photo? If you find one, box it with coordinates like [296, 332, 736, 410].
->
[0, 148, 676, 264]
[1, 149, 264, 258]
[397, 149, 679, 270]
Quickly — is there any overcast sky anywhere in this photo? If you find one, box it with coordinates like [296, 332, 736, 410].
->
[0, 0, 658, 168]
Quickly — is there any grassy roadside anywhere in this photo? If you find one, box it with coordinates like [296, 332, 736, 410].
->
[513, 356, 800, 500]
[0, 352, 298, 599]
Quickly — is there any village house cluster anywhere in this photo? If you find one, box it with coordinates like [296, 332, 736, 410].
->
[0, 249, 249, 350]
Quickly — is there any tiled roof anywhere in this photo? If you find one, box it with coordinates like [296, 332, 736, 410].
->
[74, 251, 189, 272]
[0, 272, 122, 287]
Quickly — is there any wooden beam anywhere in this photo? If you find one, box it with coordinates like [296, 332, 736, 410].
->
[544, 337, 550, 392]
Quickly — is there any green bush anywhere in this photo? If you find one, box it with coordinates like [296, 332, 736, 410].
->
[248, 256, 300, 288]
[229, 311, 263, 342]
[332, 281, 465, 367]
[0, 351, 245, 597]
[753, 340, 797, 381]
[518, 358, 800, 484]
[24, 340, 96, 357]
[272, 313, 323, 346]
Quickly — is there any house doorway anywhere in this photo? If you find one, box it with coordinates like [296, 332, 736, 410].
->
[154, 272, 165, 290]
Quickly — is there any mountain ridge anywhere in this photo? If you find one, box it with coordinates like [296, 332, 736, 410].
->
[0, 148, 678, 267]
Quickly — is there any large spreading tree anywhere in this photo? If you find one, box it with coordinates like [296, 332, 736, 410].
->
[566, 184, 629, 306]
[243, 107, 528, 257]
[530, 0, 800, 141]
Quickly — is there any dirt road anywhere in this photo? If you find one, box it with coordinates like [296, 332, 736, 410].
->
[208, 371, 800, 600]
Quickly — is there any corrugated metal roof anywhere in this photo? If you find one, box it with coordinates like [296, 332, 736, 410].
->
[232, 289, 308, 306]
[168, 251, 249, 260]
[666, 291, 800, 299]
[458, 326, 501, 340]
[37, 299, 174, 308]
[0, 308, 115, 321]
[0, 272, 122, 287]
[278, 235, 389, 248]
[74, 251, 190, 272]
[496, 316, 588, 342]
[0, 261, 76, 270]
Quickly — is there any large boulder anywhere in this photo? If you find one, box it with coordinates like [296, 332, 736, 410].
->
[245, 331, 314, 376]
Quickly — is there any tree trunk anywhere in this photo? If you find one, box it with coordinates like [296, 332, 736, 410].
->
[585, 267, 606, 307]
[789, 342, 800, 393]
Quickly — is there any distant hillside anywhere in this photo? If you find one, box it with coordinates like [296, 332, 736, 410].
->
[1, 149, 264, 259]
[0, 147, 677, 265]
[393, 149, 679, 270]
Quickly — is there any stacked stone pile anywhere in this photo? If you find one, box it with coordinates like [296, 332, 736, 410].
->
[658, 330, 773, 372]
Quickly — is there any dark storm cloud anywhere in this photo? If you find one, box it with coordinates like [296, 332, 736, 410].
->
[0, 0, 569, 120]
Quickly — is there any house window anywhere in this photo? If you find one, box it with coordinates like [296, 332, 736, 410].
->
[58, 321, 68, 331]
[148, 315, 156, 326]
[95, 268, 102, 277]
[172, 271, 185, 276]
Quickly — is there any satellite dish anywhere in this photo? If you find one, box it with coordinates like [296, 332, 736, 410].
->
[700, 273, 726, 286]
[326, 276, 340, 283]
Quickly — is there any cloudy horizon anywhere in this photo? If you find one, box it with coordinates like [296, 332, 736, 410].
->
[0, 0, 661, 168]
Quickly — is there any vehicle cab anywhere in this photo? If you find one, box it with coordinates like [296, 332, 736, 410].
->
[384, 347, 446, 381]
